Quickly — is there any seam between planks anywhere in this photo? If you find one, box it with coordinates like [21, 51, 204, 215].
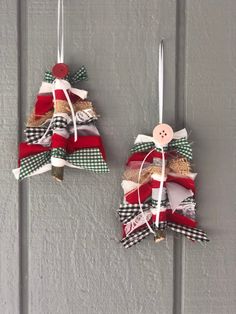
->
[173, 0, 186, 314]
[17, 0, 29, 313]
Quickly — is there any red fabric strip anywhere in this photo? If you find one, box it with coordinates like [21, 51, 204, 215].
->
[18, 135, 107, 164]
[167, 210, 196, 228]
[125, 179, 168, 204]
[34, 94, 53, 116]
[51, 133, 68, 149]
[152, 209, 197, 228]
[125, 182, 152, 204]
[122, 209, 197, 237]
[18, 143, 49, 165]
[167, 175, 195, 193]
[127, 151, 167, 165]
[55, 89, 67, 101]
[151, 179, 162, 188]
[34, 90, 80, 116]
[55, 90, 79, 102]
[67, 135, 106, 159]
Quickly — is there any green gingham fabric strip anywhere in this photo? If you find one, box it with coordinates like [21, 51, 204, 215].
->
[168, 138, 192, 160]
[44, 71, 69, 83]
[131, 142, 155, 153]
[19, 151, 51, 180]
[51, 147, 66, 159]
[131, 142, 170, 154]
[69, 66, 88, 84]
[19, 148, 109, 180]
[130, 137, 192, 160]
[44, 66, 88, 84]
[67, 148, 109, 173]
[44, 71, 53, 83]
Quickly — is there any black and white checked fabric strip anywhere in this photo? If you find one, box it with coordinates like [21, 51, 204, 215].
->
[24, 116, 68, 144]
[167, 222, 209, 242]
[120, 219, 209, 248]
[121, 223, 168, 249]
[151, 199, 168, 208]
[24, 127, 52, 143]
[76, 117, 95, 126]
[156, 221, 168, 230]
[120, 221, 209, 248]
[51, 116, 68, 129]
[75, 109, 98, 125]
[119, 203, 150, 210]
[118, 203, 150, 223]
[180, 196, 196, 205]
[121, 221, 168, 249]
[121, 226, 151, 248]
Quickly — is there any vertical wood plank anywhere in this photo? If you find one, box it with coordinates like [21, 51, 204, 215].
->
[184, 1, 236, 313]
[0, 0, 20, 313]
[173, 1, 186, 313]
[24, 1, 177, 313]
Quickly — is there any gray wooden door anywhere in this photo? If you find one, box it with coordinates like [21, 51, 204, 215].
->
[1, 0, 235, 313]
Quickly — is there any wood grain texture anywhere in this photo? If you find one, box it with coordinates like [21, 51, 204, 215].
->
[24, 1, 176, 314]
[184, 1, 236, 313]
[0, 0, 20, 313]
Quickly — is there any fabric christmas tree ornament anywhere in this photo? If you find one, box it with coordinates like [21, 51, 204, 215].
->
[13, 66, 109, 181]
[117, 41, 209, 248]
[13, 0, 109, 181]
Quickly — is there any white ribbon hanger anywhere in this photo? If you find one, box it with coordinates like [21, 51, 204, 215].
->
[136, 40, 166, 236]
[39, 0, 88, 143]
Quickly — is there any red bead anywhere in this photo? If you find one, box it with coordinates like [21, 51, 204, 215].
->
[52, 63, 69, 79]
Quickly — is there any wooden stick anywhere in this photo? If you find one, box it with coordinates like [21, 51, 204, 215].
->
[51, 166, 64, 182]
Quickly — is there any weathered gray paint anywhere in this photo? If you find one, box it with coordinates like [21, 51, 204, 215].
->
[0, 0, 19, 313]
[184, 1, 236, 313]
[0, 0, 235, 313]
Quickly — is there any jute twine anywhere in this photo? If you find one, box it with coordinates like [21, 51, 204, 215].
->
[123, 165, 162, 184]
[168, 157, 191, 175]
[27, 110, 53, 127]
[27, 99, 98, 127]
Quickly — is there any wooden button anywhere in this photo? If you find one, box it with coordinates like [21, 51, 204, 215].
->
[52, 63, 69, 79]
[153, 123, 174, 145]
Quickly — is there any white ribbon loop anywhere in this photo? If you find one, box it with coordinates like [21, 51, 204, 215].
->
[154, 40, 165, 228]
[39, 81, 88, 100]
[158, 40, 164, 124]
[136, 40, 166, 235]
[154, 147, 165, 227]
[70, 87, 88, 100]
[37, 80, 87, 144]
[137, 148, 156, 234]
[38, 2, 78, 144]
[52, 79, 78, 142]
[57, 0, 64, 63]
